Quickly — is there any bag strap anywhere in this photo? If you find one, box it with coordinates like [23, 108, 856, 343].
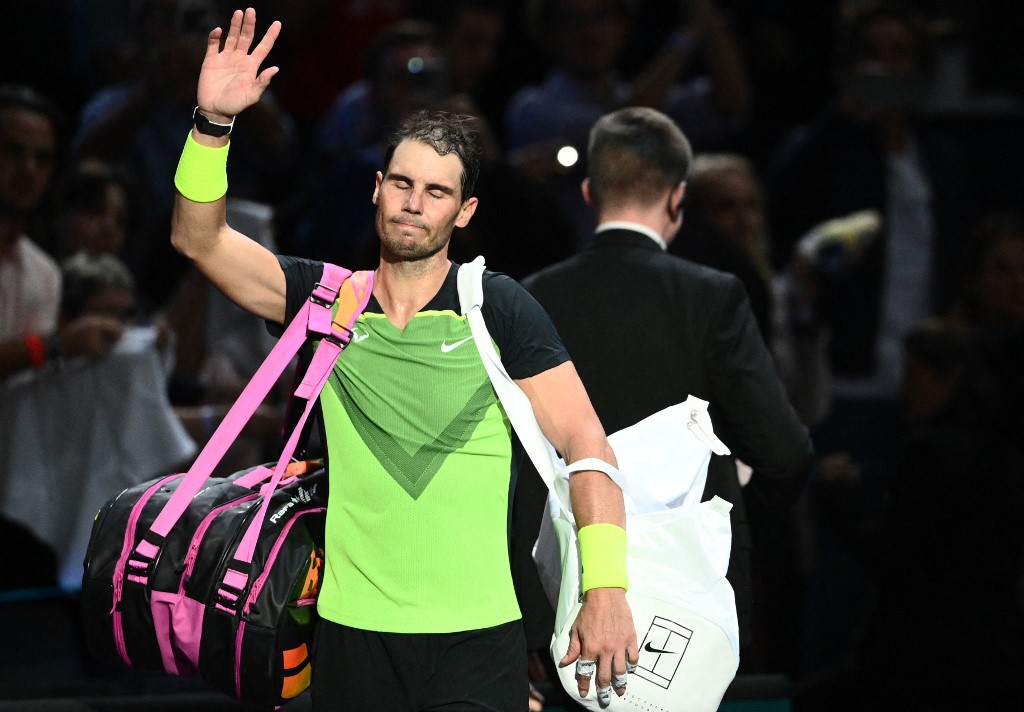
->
[456, 257, 666, 517]
[137, 265, 373, 554]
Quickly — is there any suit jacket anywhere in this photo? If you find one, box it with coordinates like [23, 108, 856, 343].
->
[518, 229, 813, 649]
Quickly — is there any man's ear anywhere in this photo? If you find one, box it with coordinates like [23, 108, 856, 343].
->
[669, 181, 686, 222]
[372, 171, 383, 205]
[455, 197, 479, 228]
[581, 178, 593, 207]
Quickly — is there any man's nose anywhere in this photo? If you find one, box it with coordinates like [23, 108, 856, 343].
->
[403, 188, 423, 213]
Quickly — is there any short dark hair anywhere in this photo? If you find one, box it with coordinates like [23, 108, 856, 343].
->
[835, 2, 933, 76]
[0, 84, 66, 147]
[586, 106, 692, 211]
[382, 109, 482, 200]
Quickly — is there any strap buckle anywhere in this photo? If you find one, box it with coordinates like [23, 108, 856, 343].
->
[309, 281, 339, 309]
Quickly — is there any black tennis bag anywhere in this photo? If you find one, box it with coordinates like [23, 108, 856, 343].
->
[80, 266, 374, 707]
[81, 461, 327, 705]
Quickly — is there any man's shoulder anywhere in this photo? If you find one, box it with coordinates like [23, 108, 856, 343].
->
[15, 236, 60, 277]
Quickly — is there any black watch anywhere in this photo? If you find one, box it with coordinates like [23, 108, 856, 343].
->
[192, 106, 235, 137]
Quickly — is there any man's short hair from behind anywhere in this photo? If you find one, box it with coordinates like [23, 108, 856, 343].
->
[586, 106, 692, 213]
[382, 109, 482, 201]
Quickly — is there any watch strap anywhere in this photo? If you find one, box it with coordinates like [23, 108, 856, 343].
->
[192, 106, 235, 137]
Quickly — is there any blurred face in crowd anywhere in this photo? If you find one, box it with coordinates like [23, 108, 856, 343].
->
[858, 16, 919, 74]
[842, 14, 924, 116]
[444, 7, 504, 93]
[548, 0, 628, 80]
[976, 232, 1024, 324]
[698, 167, 765, 255]
[375, 42, 448, 126]
[0, 107, 57, 217]
[65, 182, 132, 256]
[373, 139, 477, 261]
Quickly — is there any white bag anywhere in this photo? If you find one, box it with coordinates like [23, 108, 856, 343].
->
[458, 257, 740, 711]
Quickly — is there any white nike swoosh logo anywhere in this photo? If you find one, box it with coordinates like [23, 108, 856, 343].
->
[440, 336, 473, 353]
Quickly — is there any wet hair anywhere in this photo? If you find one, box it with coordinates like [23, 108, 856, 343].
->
[586, 106, 692, 211]
[382, 109, 482, 200]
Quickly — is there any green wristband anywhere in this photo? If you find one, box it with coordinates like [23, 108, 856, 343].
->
[578, 523, 628, 593]
[174, 131, 229, 202]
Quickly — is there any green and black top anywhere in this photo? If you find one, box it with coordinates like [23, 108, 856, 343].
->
[278, 256, 569, 633]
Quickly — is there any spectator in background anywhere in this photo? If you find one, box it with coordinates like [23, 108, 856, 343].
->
[50, 162, 138, 263]
[520, 107, 812, 699]
[316, 20, 450, 163]
[72, 0, 294, 310]
[505, 0, 751, 246]
[0, 85, 124, 383]
[796, 319, 1024, 710]
[949, 211, 1024, 441]
[763, 2, 990, 674]
[299, 13, 575, 278]
[671, 153, 773, 343]
[0, 84, 122, 591]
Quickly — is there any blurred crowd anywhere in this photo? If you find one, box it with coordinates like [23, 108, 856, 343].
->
[3, 0, 1024, 709]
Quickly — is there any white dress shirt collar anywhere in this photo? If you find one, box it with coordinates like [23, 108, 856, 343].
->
[595, 221, 667, 251]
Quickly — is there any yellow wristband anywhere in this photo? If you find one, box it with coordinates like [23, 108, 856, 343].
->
[174, 131, 229, 203]
[578, 523, 628, 593]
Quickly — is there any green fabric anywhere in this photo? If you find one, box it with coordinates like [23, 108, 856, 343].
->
[315, 308, 522, 633]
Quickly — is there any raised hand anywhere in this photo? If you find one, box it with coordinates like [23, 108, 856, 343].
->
[196, 8, 281, 122]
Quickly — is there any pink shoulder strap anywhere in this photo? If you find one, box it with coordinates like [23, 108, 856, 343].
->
[133, 264, 374, 566]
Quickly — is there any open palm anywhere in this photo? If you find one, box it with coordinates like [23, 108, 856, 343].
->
[196, 8, 281, 120]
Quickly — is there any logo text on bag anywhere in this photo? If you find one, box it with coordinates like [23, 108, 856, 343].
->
[270, 485, 318, 524]
[634, 616, 693, 689]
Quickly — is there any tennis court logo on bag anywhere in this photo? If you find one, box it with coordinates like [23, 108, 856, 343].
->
[634, 616, 693, 689]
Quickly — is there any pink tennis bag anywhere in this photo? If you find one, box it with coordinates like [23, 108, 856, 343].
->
[81, 265, 373, 707]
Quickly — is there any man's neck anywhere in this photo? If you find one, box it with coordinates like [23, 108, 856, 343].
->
[373, 251, 451, 330]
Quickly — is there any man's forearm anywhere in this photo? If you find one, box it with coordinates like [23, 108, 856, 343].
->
[170, 129, 230, 260]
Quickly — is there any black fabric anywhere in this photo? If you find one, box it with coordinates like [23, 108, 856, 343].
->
[274, 256, 570, 380]
[310, 619, 527, 712]
[521, 230, 814, 651]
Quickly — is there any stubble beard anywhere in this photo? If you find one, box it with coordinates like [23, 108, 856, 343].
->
[377, 212, 452, 262]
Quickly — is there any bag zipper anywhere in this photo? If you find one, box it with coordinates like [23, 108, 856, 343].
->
[234, 507, 326, 699]
[111, 474, 182, 666]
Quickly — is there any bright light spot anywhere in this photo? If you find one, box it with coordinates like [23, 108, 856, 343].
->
[407, 57, 425, 73]
[556, 145, 578, 168]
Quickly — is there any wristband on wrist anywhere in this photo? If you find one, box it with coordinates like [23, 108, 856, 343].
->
[174, 131, 230, 203]
[578, 522, 628, 593]
[24, 333, 45, 368]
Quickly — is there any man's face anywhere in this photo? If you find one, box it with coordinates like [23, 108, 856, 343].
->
[445, 8, 504, 93]
[0, 108, 57, 216]
[373, 139, 477, 261]
[701, 169, 765, 254]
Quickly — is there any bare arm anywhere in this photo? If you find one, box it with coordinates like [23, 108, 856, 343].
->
[516, 360, 637, 699]
[516, 360, 624, 529]
[169, 8, 287, 324]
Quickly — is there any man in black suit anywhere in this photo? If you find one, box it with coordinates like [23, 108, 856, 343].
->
[518, 107, 813, 676]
